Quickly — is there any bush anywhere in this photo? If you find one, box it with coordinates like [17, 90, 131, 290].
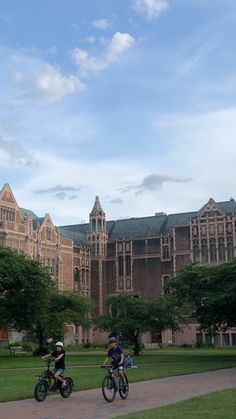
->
[195, 342, 214, 348]
[8, 342, 22, 348]
[22, 341, 33, 352]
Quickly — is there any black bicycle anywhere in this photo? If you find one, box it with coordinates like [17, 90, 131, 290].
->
[34, 359, 74, 402]
[101, 365, 129, 402]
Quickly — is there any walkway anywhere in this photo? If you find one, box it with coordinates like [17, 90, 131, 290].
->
[0, 368, 236, 419]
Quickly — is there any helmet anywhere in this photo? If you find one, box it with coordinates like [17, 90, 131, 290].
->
[108, 337, 117, 344]
[55, 341, 64, 347]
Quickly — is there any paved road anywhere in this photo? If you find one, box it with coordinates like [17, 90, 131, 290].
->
[1, 368, 236, 419]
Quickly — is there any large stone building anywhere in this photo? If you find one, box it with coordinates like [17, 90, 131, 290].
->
[1, 183, 236, 346]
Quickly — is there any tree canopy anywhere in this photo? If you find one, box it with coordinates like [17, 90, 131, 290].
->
[167, 259, 236, 332]
[0, 246, 91, 351]
[97, 293, 179, 354]
[0, 246, 53, 331]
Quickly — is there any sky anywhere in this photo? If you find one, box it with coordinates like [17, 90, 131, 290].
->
[0, 0, 236, 225]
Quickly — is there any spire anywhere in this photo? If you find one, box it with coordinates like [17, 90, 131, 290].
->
[90, 196, 104, 216]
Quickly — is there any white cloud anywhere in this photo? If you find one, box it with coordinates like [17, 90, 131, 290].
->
[72, 32, 135, 75]
[92, 19, 111, 30]
[11, 53, 85, 102]
[34, 64, 85, 101]
[133, 0, 169, 20]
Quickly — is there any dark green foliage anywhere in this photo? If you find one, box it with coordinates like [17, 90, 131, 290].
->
[97, 294, 179, 354]
[0, 246, 91, 350]
[167, 259, 236, 332]
[0, 246, 53, 331]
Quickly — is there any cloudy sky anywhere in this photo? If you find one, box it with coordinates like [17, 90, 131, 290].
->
[0, 0, 236, 225]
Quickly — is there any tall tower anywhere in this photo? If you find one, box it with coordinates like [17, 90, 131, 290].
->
[88, 196, 108, 315]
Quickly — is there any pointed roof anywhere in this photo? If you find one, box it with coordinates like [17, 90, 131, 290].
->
[90, 196, 104, 217]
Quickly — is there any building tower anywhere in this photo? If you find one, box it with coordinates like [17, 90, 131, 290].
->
[88, 196, 108, 315]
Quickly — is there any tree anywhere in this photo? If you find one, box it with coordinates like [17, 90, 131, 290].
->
[0, 246, 53, 331]
[96, 294, 179, 355]
[0, 246, 92, 352]
[167, 259, 236, 333]
[33, 290, 91, 352]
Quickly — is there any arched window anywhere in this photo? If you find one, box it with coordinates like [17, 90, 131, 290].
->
[163, 275, 170, 295]
[74, 267, 80, 282]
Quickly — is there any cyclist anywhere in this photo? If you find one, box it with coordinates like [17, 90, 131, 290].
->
[41, 341, 67, 388]
[101, 337, 127, 390]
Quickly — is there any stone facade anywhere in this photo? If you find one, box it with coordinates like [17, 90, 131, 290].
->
[1, 183, 236, 346]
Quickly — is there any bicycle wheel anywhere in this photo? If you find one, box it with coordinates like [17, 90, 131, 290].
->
[118, 374, 129, 399]
[102, 375, 116, 402]
[59, 377, 74, 398]
[34, 381, 49, 402]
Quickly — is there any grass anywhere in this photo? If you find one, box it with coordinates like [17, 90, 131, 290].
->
[0, 347, 236, 403]
[117, 388, 236, 418]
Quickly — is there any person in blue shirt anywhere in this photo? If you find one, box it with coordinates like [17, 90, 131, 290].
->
[124, 354, 134, 368]
[101, 337, 127, 388]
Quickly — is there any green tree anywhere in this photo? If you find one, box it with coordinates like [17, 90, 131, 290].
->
[97, 294, 179, 355]
[0, 246, 53, 331]
[0, 246, 92, 353]
[33, 290, 91, 352]
[167, 259, 236, 333]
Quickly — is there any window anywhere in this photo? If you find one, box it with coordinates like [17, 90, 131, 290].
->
[162, 245, 170, 260]
[0, 206, 15, 222]
[209, 224, 215, 235]
[210, 238, 217, 263]
[118, 242, 123, 253]
[125, 255, 131, 276]
[218, 238, 225, 262]
[46, 228, 52, 241]
[118, 256, 123, 276]
[192, 226, 198, 236]
[74, 267, 80, 282]
[125, 242, 130, 252]
[218, 224, 224, 234]
[227, 223, 232, 233]
[163, 276, 170, 295]
[201, 239, 208, 263]
[193, 246, 200, 262]
[227, 240, 234, 261]
[201, 225, 207, 235]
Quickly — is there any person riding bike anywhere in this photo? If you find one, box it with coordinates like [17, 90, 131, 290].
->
[41, 341, 67, 388]
[101, 337, 127, 390]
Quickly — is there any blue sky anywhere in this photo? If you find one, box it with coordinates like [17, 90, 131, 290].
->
[0, 0, 236, 225]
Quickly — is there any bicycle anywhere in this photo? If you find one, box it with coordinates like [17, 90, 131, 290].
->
[100, 365, 129, 402]
[34, 359, 74, 402]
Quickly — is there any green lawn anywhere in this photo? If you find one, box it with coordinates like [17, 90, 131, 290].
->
[0, 348, 236, 403]
[117, 388, 236, 419]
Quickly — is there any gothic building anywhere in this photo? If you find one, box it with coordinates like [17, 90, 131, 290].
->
[1, 183, 236, 346]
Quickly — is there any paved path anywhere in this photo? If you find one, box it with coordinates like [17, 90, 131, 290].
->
[1, 368, 236, 419]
